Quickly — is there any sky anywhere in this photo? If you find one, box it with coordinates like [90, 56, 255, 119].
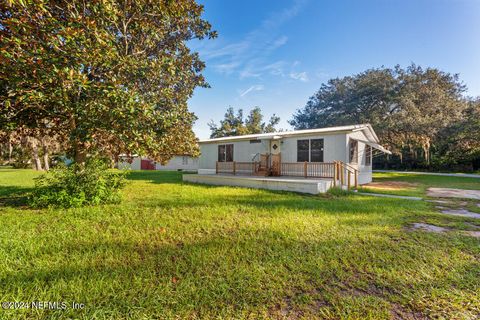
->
[188, 0, 480, 139]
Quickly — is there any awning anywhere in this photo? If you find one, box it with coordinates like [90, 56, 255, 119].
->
[351, 138, 392, 154]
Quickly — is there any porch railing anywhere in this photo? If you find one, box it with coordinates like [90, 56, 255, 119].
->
[216, 161, 258, 175]
[280, 162, 335, 178]
[215, 160, 358, 189]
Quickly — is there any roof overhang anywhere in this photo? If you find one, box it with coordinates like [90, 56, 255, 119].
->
[198, 124, 381, 144]
[351, 138, 392, 154]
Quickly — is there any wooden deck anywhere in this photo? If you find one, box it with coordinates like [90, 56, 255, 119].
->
[182, 174, 334, 194]
[215, 158, 358, 189]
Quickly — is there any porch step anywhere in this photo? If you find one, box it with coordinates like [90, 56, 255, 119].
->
[253, 169, 268, 176]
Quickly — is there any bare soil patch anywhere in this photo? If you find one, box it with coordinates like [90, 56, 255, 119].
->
[363, 181, 418, 191]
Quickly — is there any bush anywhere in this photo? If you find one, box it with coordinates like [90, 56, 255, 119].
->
[30, 158, 127, 208]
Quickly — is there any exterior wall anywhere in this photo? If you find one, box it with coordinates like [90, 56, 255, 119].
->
[118, 157, 141, 170]
[199, 139, 269, 170]
[198, 130, 374, 185]
[118, 156, 198, 171]
[198, 133, 348, 174]
[154, 156, 198, 171]
[346, 131, 372, 184]
[279, 133, 347, 163]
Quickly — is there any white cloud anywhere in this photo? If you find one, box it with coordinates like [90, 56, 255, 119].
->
[193, 0, 307, 79]
[271, 36, 288, 49]
[239, 85, 265, 97]
[213, 61, 242, 74]
[289, 71, 309, 82]
[263, 61, 287, 76]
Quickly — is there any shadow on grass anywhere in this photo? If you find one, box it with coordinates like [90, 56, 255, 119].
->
[0, 186, 33, 207]
[1, 228, 476, 319]
[126, 170, 188, 184]
[136, 185, 427, 212]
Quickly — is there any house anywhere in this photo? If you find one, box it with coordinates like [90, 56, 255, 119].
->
[183, 124, 391, 194]
[118, 155, 198, 171]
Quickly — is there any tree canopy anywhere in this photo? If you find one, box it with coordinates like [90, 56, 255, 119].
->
[0, 0, 215, 164]
[208, 107, 280, 138]
[290, 65, 478, 170]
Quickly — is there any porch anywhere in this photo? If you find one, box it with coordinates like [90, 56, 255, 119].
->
[182, 174, 334, 194]
[214, 156, 359, 190]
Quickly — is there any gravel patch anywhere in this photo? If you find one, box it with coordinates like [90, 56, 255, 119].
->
[427, 188, 480, 200]
[410, 223, 449, 233]
[462, 231, 480, 238]
[440, 209, 480, 219]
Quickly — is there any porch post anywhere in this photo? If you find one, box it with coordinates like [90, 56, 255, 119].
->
[354, 169, 358, 189]
[333, 162, 337, 187]
[337, 162, 340, 181]
[341, 163, 344, 185]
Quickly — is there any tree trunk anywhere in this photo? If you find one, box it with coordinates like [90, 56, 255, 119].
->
[31, 138, 43, 171]
[74, 149, 86, 164]
[424, 139, 431, 165]
[70, 116, 87, 165]
[43, 153, 50, 170]
[8, 140, 13, 162]
[41, 137, 50, 171]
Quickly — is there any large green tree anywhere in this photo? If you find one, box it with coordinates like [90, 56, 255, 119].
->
[290, 65, 473, 168]
[437, 100, 480, 166]
[0, 0, 215, 164]
[208, 106, 280, 138]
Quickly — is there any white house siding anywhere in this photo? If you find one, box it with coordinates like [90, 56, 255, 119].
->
[155, 156, 198, 171]
[346, 131, 373, 184]
[118, 156, 198, 171]
[118, 157, 141, 170]
[198, 134, 348, 175]
[198, 140, 268, 174]
[198, 130, 375, 185]
[279, 133, 347, 163]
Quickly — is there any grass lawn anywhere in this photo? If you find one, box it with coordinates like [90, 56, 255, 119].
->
[0, 168, 479, 319]
[359, 172, 480, 197]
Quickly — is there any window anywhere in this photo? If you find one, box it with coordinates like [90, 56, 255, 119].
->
[297, 140, 309, 162]
[310, 139, 324, 162]
[297, 139, 324, 162]
[218, 144, 234, 162]
[182, 156, 188, 165]
[365, 145, 371, 166]
[349, 140, 358, 164]
[249, 139, 261, 144]
[218, 145, 225, 162]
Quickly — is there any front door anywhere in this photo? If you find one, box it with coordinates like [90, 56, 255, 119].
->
[270, 140, 281, 176]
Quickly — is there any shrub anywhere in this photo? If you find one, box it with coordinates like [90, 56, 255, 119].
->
[30, 158, 127, 208]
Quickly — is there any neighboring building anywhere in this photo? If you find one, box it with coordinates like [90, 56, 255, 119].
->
[118, 155, 198, 171]
[191, 124, 390, 187]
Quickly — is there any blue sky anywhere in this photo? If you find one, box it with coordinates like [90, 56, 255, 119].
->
[188, 0, 480, 139]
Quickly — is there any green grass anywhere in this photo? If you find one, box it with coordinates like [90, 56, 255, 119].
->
[359, 172, 480, 197]
[0, 168, 479, 319]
